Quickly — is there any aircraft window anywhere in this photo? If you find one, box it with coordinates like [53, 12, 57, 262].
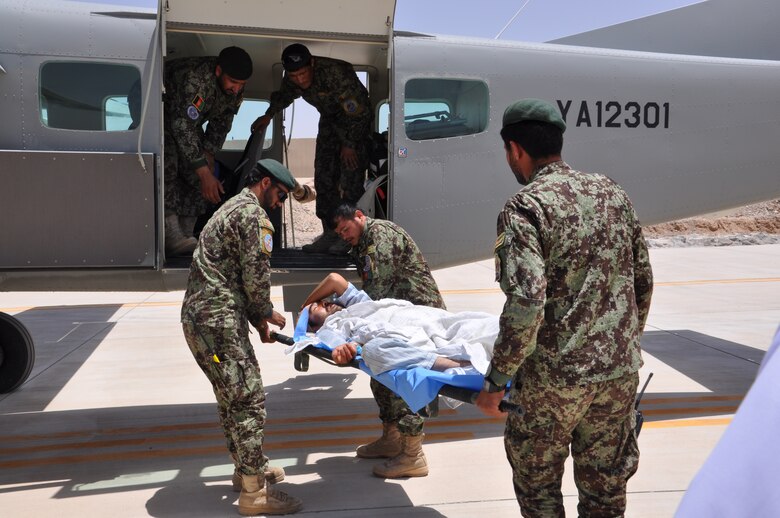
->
[219, 99, 273, 151]
[377, 101, 390, 133]
[39, 62, 141, 131]
[404, 79, 488, 140]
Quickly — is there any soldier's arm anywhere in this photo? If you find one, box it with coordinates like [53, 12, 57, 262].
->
[360, 227, 400, 300]
[631, 213, 654, 330]
[333, 68, 372, 148]
[485, 208, 546, 388]
[266, 79, 299, 118]
[239, 209, 275, 328]
[168, 70, 211, 170]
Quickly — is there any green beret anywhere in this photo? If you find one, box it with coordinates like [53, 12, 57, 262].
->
[256, 159, 296, 190]
[502, 98, 566, 132]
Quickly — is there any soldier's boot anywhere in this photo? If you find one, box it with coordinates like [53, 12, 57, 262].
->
[301, 230, 339, 253]
[164, 212, 197, 256]
[238, 474, 302, 516]
[232, 466, 286, 491]
[179, 215, 198, 238]
[356, 422, 403, 459]
[372, 433, 429, 478]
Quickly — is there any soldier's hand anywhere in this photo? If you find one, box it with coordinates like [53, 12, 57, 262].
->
[196, 166, 224, 204]
[257, 322, 273, 343]
[204, 151, 215, 172]
[251, 114, 272, 133]
[476, 390, 508, 418]
[340, 146, 359, 170]
[267, 310, 286, 329]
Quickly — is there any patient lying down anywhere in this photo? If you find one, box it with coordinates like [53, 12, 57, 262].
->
[300, 273, 499, 375]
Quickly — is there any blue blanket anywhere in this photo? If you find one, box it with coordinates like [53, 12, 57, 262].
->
[293, 308, 484, 412]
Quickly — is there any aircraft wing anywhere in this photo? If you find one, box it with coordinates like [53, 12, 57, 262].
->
[550, 0, 780, 61]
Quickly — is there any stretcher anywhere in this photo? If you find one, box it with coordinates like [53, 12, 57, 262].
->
[272, 309, 523, 417]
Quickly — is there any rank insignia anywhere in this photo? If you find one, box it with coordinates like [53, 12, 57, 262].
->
[494, 231, 506, 251]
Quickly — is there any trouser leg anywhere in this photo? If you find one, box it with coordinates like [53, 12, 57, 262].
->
[370, 378, 424, 435]
[313, 127, 367, 228]
[572, 373, 640, 518]
[182, 322, 269, 475]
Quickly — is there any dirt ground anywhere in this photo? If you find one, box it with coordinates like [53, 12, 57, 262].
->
[278, 193, 780, 248]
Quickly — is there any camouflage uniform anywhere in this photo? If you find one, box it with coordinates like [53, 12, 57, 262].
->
[181, 188, 276, 476]
[351, 217, 446, 435]
[266, 57, 372, 226]
[164, 57, 243, 217]
[491, 160, 653, 517]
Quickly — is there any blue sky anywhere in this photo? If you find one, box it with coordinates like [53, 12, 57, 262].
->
[76, 0, 700, 136]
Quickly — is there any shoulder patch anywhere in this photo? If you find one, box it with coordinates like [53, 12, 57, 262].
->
[494, 231, 506, 251]
[261, 227, 273, 255]
[187, 105, 199, 120]
[342, 97, 364, 116]
[191, 95, 204, 111]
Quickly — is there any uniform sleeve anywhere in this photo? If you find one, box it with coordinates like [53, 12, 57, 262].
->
[266, 79, 300, 117]
[360, 226, 402, 300]
[332, 65, 372, 149]
[488, 207, 546, 385]
[631, 215, 654, 330]
[202, 101, 239, 156]
[167, 69, 210, 170]
[239, 209, 275, 328]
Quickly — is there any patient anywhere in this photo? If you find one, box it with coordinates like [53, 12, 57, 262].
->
[300, 273, 499, 375]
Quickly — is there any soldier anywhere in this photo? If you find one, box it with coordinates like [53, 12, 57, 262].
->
[164, 46, 252, 256]
[181, 159, 302, 516]
[476, 99, 654, 517]
[251, 43, 372, 254]
[330, 203, 445, 478]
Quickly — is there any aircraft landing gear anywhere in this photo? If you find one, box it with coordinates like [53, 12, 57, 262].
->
[0, 312, 35, 393]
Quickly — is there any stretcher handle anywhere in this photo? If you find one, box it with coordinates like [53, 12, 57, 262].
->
[271, 332, 359, 368]
[272, 332, 523, 415]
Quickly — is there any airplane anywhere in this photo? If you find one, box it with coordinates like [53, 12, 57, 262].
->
[1, 0, 779, 393]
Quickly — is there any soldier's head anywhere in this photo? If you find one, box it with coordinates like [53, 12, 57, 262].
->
[246, 159, 295, 211]
[216, 46, 253, 96]
[500, 99, 565, 185]
[282, 43, 314, 90]
[306, 300, 343, 332]
[331, 203, 367, 246]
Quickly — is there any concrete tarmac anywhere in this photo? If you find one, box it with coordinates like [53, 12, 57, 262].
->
[1, 244, 779, 517]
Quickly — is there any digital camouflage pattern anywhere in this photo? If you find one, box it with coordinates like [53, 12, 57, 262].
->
[181, 188, 276, 475]
[505, 372, 639, 517]
[352, 218, 446, 310]
[164, 57, 243, 216]
[266, 56, 372, 225]
[491, 159, 652, 515]
[351, 217, 446, 435]
[491, 160, 652, 386]
[182, 322, 269, 475]
[182, 188, 275, 330]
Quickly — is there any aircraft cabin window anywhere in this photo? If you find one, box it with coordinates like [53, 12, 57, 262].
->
[219, 99, 273, 151]
[377, 101, 390, 134]
[39, 62, 141, 131]
[404, 79, 488, 140]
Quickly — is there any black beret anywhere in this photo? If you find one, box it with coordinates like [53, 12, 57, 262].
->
[218, 46, 253, 80]
[502, 98, 566, 132]
[282, 43, 312, 72]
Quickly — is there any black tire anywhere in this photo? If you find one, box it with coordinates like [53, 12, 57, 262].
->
[0, 312, 35, 393]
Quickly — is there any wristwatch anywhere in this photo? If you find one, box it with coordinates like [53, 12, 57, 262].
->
[482, 377, 505, 393]
[482, 365, 505, 393]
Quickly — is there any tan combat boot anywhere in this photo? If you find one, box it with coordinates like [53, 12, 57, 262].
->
[238, 473, 302, 516]
[232, 466, 286, 491]
[164, 212, 197, 256]
[179, 215, 198, 238]
[356, 422, 403, 459]
[372, 433, 429, 478]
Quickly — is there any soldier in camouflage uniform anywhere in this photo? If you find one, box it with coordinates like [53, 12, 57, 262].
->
[476, 99, 654, 517]
[164, 46, 252, 256]
[252, 44, 372, 253]
[330, 203, 446, 478]
[181, 159, 302, 516]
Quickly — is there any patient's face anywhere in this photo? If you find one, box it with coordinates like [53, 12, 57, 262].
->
[307, 300, 342, 331]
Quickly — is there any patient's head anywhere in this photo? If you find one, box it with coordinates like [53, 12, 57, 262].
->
[307, 300, 343, 332]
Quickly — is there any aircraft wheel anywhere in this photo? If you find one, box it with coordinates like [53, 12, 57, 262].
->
[0, 312, 35, 393]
